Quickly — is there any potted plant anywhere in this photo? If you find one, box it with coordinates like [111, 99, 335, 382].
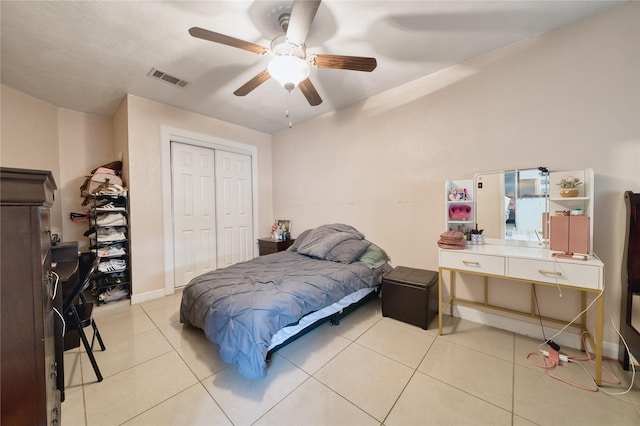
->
[557, 176, 582, 197]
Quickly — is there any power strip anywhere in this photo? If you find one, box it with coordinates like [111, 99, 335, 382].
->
[540, 349, 569, 363]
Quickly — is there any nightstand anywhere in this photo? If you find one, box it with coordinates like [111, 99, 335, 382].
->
[381, 266, 439, 329]
[257, 238, 295, 256]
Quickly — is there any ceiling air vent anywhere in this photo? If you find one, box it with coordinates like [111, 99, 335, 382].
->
[147, 68, 189, 87]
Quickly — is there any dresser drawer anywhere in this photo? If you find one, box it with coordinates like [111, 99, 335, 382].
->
[257, 238, 294, 256]
[507, 257, 601, 290]
[439, 250, 505, 276]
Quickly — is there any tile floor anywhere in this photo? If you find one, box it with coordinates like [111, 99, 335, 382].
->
[62, 291, 640, 425]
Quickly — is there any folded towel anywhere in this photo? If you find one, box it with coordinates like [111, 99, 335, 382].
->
[437, 230, 466, 249]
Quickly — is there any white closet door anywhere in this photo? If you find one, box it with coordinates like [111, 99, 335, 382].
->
[215, 150, 253, 267]
[171, 142, 217, 287]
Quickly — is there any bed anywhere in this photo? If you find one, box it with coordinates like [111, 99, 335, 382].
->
[180, 224, 392, 380]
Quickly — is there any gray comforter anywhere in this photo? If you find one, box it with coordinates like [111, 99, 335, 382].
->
[180, 226, 390, 380]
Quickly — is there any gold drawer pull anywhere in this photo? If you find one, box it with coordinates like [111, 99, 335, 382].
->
[463, 260, 480, 266]
[538, 269, 562, 276]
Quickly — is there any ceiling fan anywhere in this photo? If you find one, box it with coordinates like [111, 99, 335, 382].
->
[188, 0, 377, 106]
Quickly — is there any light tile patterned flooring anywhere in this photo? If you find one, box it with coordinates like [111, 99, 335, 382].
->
[62, 291, 640, 425]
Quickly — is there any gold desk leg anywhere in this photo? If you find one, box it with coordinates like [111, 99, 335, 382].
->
[530, 284, 536, 316]
[450, 269, 455, 317]
[595, 292, 604, 385]
[483, 276, 489, 306]
[580, 291, 587, 351]
[438, 268, 443, 335]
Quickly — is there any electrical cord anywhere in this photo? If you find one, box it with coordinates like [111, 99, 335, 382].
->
[598, 313, 636, 395]
[566, 331, 623, 388]
[51, 271, 60, 300]
[526, 330, 619, 392]
[53, 307, 66, 337]
[529, 267, 637, 394]
[529, 281, 598, 391]
[530, 268, 606, 390]
[536, 286, 603, 353]
[552, 256, 562, 298]
[50, 271, 66, 337]
[532, 284, 547, 342]
[526, 349, 599, 392]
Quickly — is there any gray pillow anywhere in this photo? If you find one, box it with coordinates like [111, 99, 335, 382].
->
[289, 229, 311, 252]
[325, 239, 371, 264]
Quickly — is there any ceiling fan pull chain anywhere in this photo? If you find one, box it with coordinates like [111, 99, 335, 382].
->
[286, 91, 293, 128]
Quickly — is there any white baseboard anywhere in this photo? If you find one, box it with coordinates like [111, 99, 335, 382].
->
[454, 305, 620, 360]
[130, 288, 167, 305]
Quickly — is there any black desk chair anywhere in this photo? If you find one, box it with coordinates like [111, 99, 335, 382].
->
[63, 256, 105, 382]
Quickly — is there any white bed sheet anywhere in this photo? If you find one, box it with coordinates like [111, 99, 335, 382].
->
[267, 287, 376, 351]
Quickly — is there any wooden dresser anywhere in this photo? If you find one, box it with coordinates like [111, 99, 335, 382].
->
[257, 238, 295, 256]
[1, 168, 60, 425]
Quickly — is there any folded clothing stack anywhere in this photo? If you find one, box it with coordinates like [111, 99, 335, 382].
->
[96, 212, 127, 226]
[96, 227, 127, 243]
[80, 161, 127, 205]
[437, 230, 467, 249]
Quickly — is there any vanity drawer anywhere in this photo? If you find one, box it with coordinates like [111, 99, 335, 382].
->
[439, 250, 505, 276]
[507, 258, 601, 290]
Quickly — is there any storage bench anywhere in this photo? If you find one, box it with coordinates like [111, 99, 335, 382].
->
[381, 266, 439, 329]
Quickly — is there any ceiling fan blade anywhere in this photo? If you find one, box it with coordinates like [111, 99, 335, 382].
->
[310, 54, 377, 72]
[286, 0, 321, 46]
[298, 78, 322, 106]
[233, 70, 271, 96]
[189, 27, 267, 55]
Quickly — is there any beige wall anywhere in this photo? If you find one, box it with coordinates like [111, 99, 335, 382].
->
[125, 95, 272, 299]
[1, 85, 63, 233]
[57, 108, 115, 250]
[1, 86, 116, 247]
[271, 3, 640, 350]
[112, 97, 129, 192]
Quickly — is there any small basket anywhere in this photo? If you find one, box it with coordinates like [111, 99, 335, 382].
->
[449, 205, 472, 220]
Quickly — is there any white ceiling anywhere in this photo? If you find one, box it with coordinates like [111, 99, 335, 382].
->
[1, 1, 621, 134]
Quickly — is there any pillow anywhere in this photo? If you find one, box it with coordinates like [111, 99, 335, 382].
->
[356, 242, 391, 269]
[288, 229, 311, 252]
[325, 239, 371, 264]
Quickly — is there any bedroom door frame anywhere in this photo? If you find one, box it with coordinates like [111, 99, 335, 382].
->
[160, 126, 258, 296]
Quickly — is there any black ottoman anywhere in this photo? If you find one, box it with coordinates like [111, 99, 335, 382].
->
[381, 266, 439, 329]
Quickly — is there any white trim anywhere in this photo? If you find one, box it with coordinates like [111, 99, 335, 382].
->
[454, 305, 620, 360]
[160, 126, 259, 297]
[130, 288, 166, 305]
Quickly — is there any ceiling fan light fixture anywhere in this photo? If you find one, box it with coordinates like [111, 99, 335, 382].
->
[268, 55, 310, 92]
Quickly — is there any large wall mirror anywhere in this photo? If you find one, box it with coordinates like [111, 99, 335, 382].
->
[474, 168, 549, 243]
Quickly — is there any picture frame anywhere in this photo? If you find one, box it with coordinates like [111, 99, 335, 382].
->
[277, 220, 291, 237]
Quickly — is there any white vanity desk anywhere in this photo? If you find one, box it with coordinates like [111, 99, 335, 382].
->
[438, 240, 605, 384]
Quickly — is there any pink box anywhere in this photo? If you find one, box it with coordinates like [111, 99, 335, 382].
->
[550, 215, 590, 255]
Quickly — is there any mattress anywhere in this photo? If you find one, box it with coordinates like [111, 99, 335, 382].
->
[180, 223, 392, 379]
